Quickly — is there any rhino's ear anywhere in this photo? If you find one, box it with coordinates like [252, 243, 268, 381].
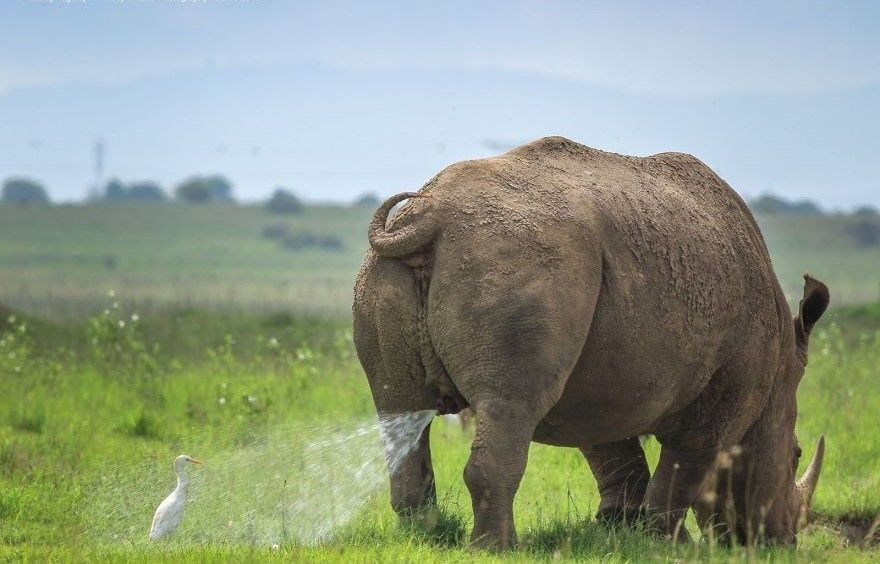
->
[795, 274, 830, 349]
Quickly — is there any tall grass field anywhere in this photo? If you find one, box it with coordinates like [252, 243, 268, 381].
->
[1, 204, 879, 318]
[1, 203, 878, 562]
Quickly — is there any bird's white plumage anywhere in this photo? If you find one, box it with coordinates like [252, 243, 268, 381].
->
[149, 454, 201, 540]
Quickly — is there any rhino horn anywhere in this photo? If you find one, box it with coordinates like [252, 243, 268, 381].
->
[368, 192, 438, 258]
[796, 435, 825, 508]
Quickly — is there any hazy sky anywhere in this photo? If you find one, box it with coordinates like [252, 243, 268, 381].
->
[1, 1, 877, 207]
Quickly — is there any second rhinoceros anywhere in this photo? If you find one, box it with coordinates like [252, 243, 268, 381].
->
[353, 136, 827, 548]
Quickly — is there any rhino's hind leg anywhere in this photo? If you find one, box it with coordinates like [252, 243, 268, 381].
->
[463, 399, 542, 550]
[430, 237, 603, 549]
[581, 437, 650, 525]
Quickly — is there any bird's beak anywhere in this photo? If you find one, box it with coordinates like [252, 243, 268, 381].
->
[190, 458, 203, 465]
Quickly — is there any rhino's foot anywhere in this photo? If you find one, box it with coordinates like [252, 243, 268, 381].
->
[595, 505, 646, 527]
[596, 505, 692, 543]
[581, 437, 650, 529]
[468, 529, 517, 552]
[640, 509, 693, 543]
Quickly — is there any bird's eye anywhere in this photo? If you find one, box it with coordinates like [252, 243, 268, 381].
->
[794, 445, 803, 459]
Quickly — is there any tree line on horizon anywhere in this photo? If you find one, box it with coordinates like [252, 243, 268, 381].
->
[1, 175, 877, 218]
[0, 176, 381, 212]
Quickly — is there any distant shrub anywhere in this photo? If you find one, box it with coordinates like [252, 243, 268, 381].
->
[265, 188, 303, 214]
[127, 181, 167, 202]
[102, 178, 167, 203]
[261, 223, 344, 253]
[282, 232, 344, 252]
[175, 181, 211, 203]
[353, 192, 381, 207]
[103, 178, 127, 201]
[175, 175, 234, 204]
[749, 194, 823, 216]
[845, 218, 880, 247]
[0, 303, 13, 325]
[261, 224, 290, 240]
[852, 205, 879, 218]
[262, 311, 296, 329]
[2, 177, 50, 206]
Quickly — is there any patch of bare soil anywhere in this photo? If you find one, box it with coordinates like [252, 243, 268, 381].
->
[817, 511, 880, 547]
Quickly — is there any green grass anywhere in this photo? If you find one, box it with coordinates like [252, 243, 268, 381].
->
[756, 214, 880, 304]
[0, 203, 373, 319]
[1, 204, 879, 320]
[0, 308, 878, 562]
[0, 203, 878, 560]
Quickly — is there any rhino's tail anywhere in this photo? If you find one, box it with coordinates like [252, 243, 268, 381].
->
[368, 192, 438, 257]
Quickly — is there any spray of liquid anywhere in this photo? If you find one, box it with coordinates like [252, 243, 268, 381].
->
[84, 410, 436, 546]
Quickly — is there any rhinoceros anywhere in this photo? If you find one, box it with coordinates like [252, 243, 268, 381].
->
[353, 136, 828, 548]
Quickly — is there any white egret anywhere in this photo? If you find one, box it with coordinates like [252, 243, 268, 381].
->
[149, 454, 202, 540]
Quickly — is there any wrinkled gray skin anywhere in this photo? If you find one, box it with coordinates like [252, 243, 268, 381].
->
[353, 137, 828, 549]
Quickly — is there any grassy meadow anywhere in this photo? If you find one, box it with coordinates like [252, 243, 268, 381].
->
[1, 203, 879, 318]
[0, 203, 373, 319]
[0, 203, 879, 562]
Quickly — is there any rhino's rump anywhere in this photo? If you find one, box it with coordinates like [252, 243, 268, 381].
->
[420, 137, 787, 447]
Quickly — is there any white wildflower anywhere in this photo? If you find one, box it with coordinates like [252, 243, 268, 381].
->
[218, 397, 226, 405]
[118, 320, 125, 328]
[131, 313, 140, 322]
[108, 289, 115, 298]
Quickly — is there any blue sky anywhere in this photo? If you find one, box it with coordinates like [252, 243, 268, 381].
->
[0, 1, 877, 207]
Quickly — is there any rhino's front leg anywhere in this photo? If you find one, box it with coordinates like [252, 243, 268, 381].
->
[464, 400, 537, 550]
[387, 419, 437, 526]
[642, 445, 717, 542]
[581, 437, 650, 524]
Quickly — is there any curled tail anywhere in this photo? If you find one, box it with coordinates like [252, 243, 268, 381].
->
[368, 192, 438, 257]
